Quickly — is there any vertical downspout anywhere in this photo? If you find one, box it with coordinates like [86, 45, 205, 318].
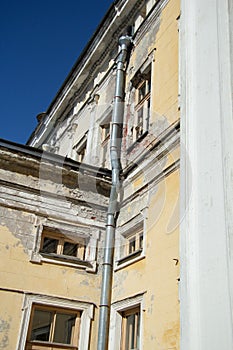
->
[97, 35, 132, 350]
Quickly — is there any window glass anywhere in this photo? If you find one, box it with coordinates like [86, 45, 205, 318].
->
[139, 234, 143, 250]
[29, 306, 79, 347]
[63, 242, 78, 257]
[31, 309, 52, 341]
[77, 142, 87, 162]
[129, 238, 136, 254]
[122, 308, 140, 350]
[53, 312, 76, 344]
[41, 237, 58, 254]
[138, 83, 146, 102]
[101, 121, 111, 168]
[132, 65, 152, 142]
[39, 229, 86, 262]
[136, 108, 143, 139]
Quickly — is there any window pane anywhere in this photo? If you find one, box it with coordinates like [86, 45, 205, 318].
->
[136, 108, 143, 139]
[139, 234, 143, 249]
[53, 312, 76, 344]
[41, 237, 58, 254]
[77, 142, 87, 162]
[125, 312, 140, 350]
[30, 309, 52, 341]
[102, 123, 110, 140]
[146, 97, 150, 131]
[63, 242, 78, 257]
[138, 83, 146, 101]
[129, 238, 136, 254]
[147, 75, 151, 93]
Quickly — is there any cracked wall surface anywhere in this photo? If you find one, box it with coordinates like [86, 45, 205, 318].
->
[0, 0, 180, 349]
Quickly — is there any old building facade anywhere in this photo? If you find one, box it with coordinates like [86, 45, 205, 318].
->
[0, 0, 181, 349]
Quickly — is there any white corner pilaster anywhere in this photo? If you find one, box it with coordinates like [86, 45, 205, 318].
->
[180, 0, 233, 349]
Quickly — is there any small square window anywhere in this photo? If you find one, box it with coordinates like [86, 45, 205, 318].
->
[40, 229, 86, 261]
[126, 229, 143, 257]
[30, 224, 98, 272]
[117, 220, 144, 267]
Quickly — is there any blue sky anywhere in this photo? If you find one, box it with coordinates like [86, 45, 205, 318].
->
[0, 0, 113, 144]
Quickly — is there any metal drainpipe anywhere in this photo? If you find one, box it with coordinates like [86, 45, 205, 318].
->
[97, 35, 132, 350]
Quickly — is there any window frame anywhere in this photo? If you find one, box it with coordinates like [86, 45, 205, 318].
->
[101, 121, 111, 168]
[40, 230, 86, 261]
[132, 66, 151, 143]
[121, 306, 141, 350]
[72, 133, 88, 162]
[17, 294, 94, 350]
[26, 304, 81, 349]
[30, 221, 100, 273]
[115, 213, 146, 270]
[97, 107, 112, 168]
[108, 293, 145, 350]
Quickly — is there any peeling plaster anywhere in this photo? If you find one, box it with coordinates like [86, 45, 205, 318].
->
[0, 319, 10, 349]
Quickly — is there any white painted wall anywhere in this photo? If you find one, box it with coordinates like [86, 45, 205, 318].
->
[180, 0, 233, 349]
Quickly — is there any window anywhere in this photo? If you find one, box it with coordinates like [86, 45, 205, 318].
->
[40, 229, 86, 261]
[121, 307, 140, 350]
[73, 134, 87, 162]
[18, 294, 94, 350]
[26, 305, 80, 349]
[130, 65, 151, 143]
[108, 294, 144, 350]
[77, 141, 87, 162]
[101, 122, 111, 168]
[134, 4, 146, 32]
[30, 222, 99, 272]
[117, 220, 144, 267]
[127, 229, 143, 256]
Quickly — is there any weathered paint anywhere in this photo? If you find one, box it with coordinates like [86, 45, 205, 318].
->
[112, 0, 180, 349]
[0, 0, 180, 349]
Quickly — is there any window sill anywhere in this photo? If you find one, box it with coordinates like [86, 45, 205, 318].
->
[27, 340, 78, 349]
[115, 250, 145, 271]
[30, 251, 97, 273]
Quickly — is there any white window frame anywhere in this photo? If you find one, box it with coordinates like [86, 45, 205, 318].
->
[115, 212, 147, 271]
[108, 293, 145, 350]
[17, 294, 94, 350]
[97, 106, 112, 168]
[72, 133, 88, 162]
[133, 66, 151, 142]
[30, 219, 99, 273]
[128, 51, 155, 150]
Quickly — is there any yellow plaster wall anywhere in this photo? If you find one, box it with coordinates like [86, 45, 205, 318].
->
[152, 0, 180, 125]
[0, 1, 180, 349]
[112, 0, 180, 349]
[0, 224, 100, 300]
[0, 290, 24, 350]
[112, 170, 180, 350]
[0, 222, 100, 349]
